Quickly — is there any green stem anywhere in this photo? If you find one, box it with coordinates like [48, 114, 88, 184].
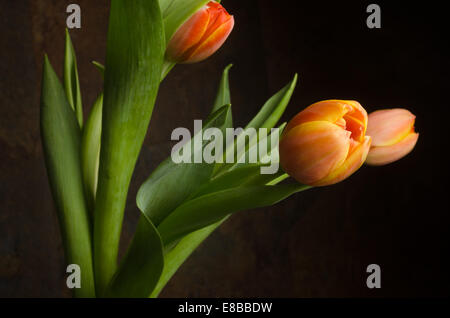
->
[94, 164, 134, 295]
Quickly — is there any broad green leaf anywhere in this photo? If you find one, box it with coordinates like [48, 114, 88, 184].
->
[64, 29, 83, 128]
[149, 72, 300, 295]
[106, 215, 164, 298]
[158, 184, 310, 246]
[94, 60, 174, 85]
[81, 94, 102, 213]
[136, 105, 231, 226]
[93, 0, 165, 296]
[40, 56, 95, 297]
[151, 165, 295, 298]
[137, 65, 233, 227]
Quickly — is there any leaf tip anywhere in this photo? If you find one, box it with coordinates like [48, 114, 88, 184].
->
[43, 54, 53, 72]
[291, 73, 299, 86]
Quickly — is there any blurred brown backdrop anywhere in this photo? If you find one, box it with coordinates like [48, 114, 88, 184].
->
[1, 0, 449, 297]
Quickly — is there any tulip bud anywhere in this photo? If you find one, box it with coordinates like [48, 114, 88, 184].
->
[166, 1, 234, 64]
[365, 108, 419, 166]
[279, 100, 372, 186]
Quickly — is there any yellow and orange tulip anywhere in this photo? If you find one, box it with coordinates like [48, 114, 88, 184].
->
[365, 108, 419, 166]
[166, 1, 234, 64]
[279, 100, 372, 186]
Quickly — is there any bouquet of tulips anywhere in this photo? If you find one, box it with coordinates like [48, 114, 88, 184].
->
[40, 0, 418, 298]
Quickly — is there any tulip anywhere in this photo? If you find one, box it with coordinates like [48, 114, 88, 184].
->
[166, 1, 234, 64]
[365, 108, 419, 166]
[279, 100, 372, 186]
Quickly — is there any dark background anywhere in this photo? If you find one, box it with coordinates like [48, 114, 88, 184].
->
[1, 0, 449, 297]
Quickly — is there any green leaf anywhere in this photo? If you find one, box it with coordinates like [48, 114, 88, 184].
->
[212, 64, 233, 129]
[192, 163, 282, 199]
[106, 215, 164, 298]
[81, 94, 102, 213]
[161, 61, 176, 80]
[148, 72, 300, 295]
[149, 72, 300, 296]
[227, 122, 286, 173]
[215, 122, 286, 176]
[246, 74, 298, 130]
[64, 29, 83, 128]
[93, 0, 165, 296]
[95, 59, 175, 84]
[40, 55, 95, 297]
[136, 105, 231, 226]
[150, 163, 294, 298]
[95, 1, 205, 82]
[159, 0, 175, 15]
[215, 76, 297, 176]
[162, 0, 209, 46]
[158, 184, 310, 246]
[150, 219, 225, 298]
[212, 64, 232, 113]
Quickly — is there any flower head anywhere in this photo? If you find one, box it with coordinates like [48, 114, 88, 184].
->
[365, 108, 419, 166]
[166, 1, 234, 64]
[279, 100, 372, 186]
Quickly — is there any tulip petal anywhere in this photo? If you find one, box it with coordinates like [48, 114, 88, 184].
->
[366, 132, 419, 166]
[284, 100, 351, 133]
[203, 1, 232, 39]
[284, 100, 367, 143]
[166, 8, 210, 61]
[343, 100, 368, 142]
[314, 136, 371, 186]
[280, 121, 351, 185]
[367, 108, 416, 147]
[184, 15, 234, 63]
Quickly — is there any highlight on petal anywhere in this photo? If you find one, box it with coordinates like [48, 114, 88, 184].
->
[366, 132, 418, 166]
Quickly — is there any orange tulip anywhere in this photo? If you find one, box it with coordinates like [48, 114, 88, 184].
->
[166, 1, 234, 64]
[279, 100, 372, 186]
[365, 108, 419, 166]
